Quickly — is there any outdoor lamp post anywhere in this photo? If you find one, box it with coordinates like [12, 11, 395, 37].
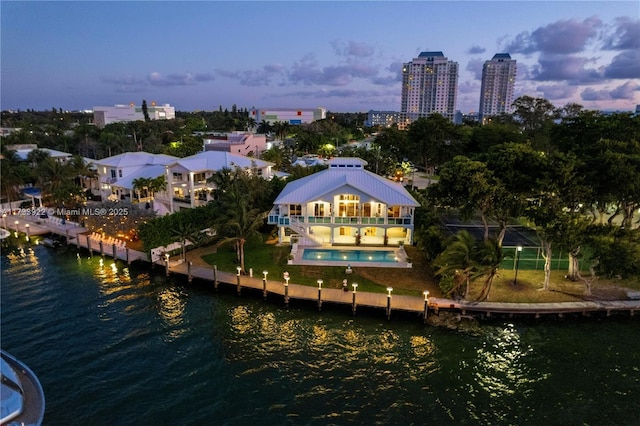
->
[165, 253, 170, 276]
[24, 223, 30, 240]
[236, 266, 242, 295]
[514, 246, 523, 286]
[317, 279, 323, 311]
[423, 290, 430, 324]
[2, 213, 7, 228]
[352, 283, 358, 315]
[262, 270, 268, 299]
[386, 287, 393, 320]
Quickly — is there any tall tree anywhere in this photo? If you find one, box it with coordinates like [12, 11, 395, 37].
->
[142, 100, 151, 122]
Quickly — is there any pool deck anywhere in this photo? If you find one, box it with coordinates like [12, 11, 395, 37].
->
[289, 244, 412, 268]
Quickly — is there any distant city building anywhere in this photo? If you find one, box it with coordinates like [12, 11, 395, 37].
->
[93, 103, 175, 128]
[479, 53, 517, 124]
[364, 110, 406, 128]
[203, 132, 267, 157]
[401, 51, 458, 122]
[251, 107, 326, 125]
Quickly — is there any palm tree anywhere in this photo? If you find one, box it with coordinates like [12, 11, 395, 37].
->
[472, 238, 504, 301]
[0, 148, 26, 207]
[433, 230, 476, 299]
[171, 220, 200, 261]
[213, 175, 266, 274]
[132, 177, 150, 203]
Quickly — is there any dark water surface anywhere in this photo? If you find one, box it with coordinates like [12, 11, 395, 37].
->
[2, 241, 639, 425]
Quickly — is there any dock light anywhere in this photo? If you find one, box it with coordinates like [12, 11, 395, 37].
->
[262, 270, 269, 299]
[283, 272, 290, 307]
[423, 290, 430, 323]
[24, 223, 30, 240]
[386, 287, 393, 320]
[351, 283, 358, 315]
[236, 266, 242, 295]
[387, 287, 393, 297]
[317, 279, 323, 311]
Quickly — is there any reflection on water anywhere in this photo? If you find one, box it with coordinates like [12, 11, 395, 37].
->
[2, 242, 639, 425]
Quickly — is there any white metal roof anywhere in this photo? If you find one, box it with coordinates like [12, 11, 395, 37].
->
[95, 152, 177, 168]
[274, 158, 419, 206]
[169, 151, 273, 172]
[111, 165, 167, 190]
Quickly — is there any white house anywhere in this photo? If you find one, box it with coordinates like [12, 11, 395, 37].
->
[268, 157, 420, 246]
[158, 151, 275, 213]
[94, 152, 178, 214]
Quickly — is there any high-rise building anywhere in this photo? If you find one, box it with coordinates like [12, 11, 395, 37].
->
[401, 51, 458, 122]
[479, 53, 517, 124]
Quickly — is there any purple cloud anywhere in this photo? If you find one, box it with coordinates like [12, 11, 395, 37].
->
[602, 17, 640, 50]
[603, 50, 640, 79]
[504, 17, 602, 55]
[536, 83, 577, 100]
[610, 81, 640, 99]
[529, 55, 601, 83]
[331, 40, 376, 57]
[466, 45, 486, 55]
[466, 58, 484, 80]
[216, 64, 285, 86]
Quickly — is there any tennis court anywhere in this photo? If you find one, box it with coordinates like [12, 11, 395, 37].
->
[440, 216, 571, 271]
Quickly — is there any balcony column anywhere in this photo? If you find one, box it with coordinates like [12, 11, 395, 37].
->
[189, 172, 195, 208]
[166, 167, 175, 213]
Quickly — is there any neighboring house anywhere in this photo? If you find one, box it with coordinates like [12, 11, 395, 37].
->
[157, 151, 275, 213]
[2, 144, 98, 208]
[268, 157, 420, 246]
[203, 132, 267, 157]
[95, 152, 178, 214]
[5, 144, 73, 164]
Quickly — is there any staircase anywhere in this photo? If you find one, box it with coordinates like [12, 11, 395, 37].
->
[288, 217, 323, 246]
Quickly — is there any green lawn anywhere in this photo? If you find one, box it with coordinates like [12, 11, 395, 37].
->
[199, 238, 639, 302]
[200, 240, 427, 296]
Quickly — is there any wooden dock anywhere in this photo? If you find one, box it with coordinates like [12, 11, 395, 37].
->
[167, 261, 640, 321]
[3, 214, 149, 264]
[4, 213, 639, 322]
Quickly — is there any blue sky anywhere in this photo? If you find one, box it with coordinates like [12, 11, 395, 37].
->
[1, 1, 638, 113]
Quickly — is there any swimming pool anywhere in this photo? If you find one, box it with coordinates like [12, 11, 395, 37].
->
[301, 248, 398, 263]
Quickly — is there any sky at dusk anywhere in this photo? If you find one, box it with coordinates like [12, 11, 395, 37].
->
[1, 1, 639, 114]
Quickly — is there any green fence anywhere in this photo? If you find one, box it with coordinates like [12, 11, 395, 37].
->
[500, 246, 570, 271]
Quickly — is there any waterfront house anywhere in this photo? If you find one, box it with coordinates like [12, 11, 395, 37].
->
[157, 151, 275, 213]
[267, 157, 420, 246]
[95, 152, 178, 214]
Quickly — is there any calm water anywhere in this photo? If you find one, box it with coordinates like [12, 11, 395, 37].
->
[302, 248, 397, 263]
[1, 239, 640, 425]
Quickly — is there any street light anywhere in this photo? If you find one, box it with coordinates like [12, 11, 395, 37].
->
[514, 246, 523, 286]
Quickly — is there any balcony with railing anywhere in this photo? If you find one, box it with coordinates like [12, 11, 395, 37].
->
[267, 212, 412, 226]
